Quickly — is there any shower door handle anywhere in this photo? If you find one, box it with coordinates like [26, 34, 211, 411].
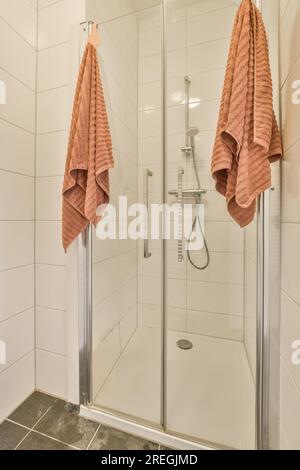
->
[144, 169, 153, 259]
[178, 167, 184, 263]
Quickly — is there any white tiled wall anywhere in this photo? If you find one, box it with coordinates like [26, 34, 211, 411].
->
[0, 0, 37, 422]
[279, 0, 300, 451]
[35, 0, 85, 400]
[137, 1, 244, 342]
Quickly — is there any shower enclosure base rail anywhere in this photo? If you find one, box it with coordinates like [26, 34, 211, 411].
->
[80, 405, 214, 451]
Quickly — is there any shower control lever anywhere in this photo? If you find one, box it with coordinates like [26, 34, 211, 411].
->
[168, 188, 207, 198]
[181, 146, 193, 153]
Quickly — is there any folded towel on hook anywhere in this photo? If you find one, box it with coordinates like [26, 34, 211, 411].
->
[211, 0, 282, 227]
[62, 43, 114, 251]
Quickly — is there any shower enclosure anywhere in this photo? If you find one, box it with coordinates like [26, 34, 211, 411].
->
[79, 0, 281, 450]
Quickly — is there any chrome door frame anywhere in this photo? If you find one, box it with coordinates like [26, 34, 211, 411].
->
[78, 0, 279, 450]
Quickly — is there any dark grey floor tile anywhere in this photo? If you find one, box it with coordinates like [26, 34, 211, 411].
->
[9, 392, 56, 428]
[0, 421, 28, 450]
[89, 425, 159, 451]
[17, 431, 73, 451]
[35, 400, 98, 450]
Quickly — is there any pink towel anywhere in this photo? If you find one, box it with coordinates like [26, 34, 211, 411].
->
[211, 0, 282, 227]
[62, 43, 114, 251]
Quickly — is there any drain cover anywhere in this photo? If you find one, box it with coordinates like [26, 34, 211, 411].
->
[177, 339, 193, 350]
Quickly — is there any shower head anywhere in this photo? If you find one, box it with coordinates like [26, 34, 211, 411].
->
[186, 127, 199, 137]
[186, 127, 199, 149]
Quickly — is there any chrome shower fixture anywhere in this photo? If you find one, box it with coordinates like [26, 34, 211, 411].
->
[181, 77, 210, 270]
[186, 126, 199, 149]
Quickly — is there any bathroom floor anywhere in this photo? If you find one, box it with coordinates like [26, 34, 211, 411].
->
[0, 392, 166, 450]
[95, 327, 255, 450]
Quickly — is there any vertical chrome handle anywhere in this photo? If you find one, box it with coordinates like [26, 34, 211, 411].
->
[144, 169, 153, 259]
[178, 167, 184, 263]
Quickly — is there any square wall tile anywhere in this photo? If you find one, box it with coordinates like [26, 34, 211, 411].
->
[138, 276, 161, 306]
[0, 222, 34, 271]
[0, 69, 35, 133]
[38, 0, 85, 50]
[36, 131, 67, 177]
[187, 0, 233, 17]
[281, 292, 300, 391]
[282, 223, 300, 306]
[36, 221, 66, 266]
[93, 327, 120, 398]
[280, 0, 300, 85]
[0, 265, 34, 323]
[187, 310, 243, 341]
[0, 16, 36, 90]
[36, 264, 66, 311]
[167, 307, 186, 332]
[36, 176, 63, 221]
[0, 351, 35, 424]
[37, 43, 69, 91]
[168, 279, 187, 309]
[187, 6, 236, 46]
[0, 120, 35, 176]
[93, 292, 119, 345]
[37, 87, 69, 134]
[120, 278, 138, 319]
[36, 350, 67, 400]
[280, 359, 300, 450]
[0, 0, 37, 48]
[36, 307, 68, 356]
[187, 281, 243, 316]
[0, 172, 34, 221]
[187, 38, 230, 75]
[138, 303, 161, 329]
[0, 309, 34, 373]
[139, 54, 162, 84]
[92, 256, 119, 306]
[120, 306, 138, 351]
[281, 143, 300, 224]
[139, 28, 161, 58]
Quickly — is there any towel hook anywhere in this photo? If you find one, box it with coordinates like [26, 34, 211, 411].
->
[88, 23, 101, 48]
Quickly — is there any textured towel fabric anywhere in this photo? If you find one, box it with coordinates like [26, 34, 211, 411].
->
[211, 0, 282, 227]
[62, 43, 114, 251]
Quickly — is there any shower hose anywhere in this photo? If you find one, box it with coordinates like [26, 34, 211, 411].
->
[187, 148, 210, 270]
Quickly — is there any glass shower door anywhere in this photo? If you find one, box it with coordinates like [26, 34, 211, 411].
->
[86, 0, 279, 451]
[91, 3, 163, 428]
[165, 0, 256, 449]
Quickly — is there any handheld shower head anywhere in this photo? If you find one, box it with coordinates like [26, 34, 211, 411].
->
[187, 127, 199, 148]
[186, 127, 199, 137]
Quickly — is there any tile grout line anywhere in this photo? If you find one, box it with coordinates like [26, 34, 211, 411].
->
[13, 429, 32, 450]
[32, 399, 59, 431]
[0, 64, 36, 93]
[0, 116, 35, 136]
[10, 399, 81, 450]
[0, 15, 36, 52]
[86, 424, 101, 450]
[15, 427, 81, 451]
[0, 349, 35, 375]
[29, 430, 81, 450]
[12, 398, 58, 449]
